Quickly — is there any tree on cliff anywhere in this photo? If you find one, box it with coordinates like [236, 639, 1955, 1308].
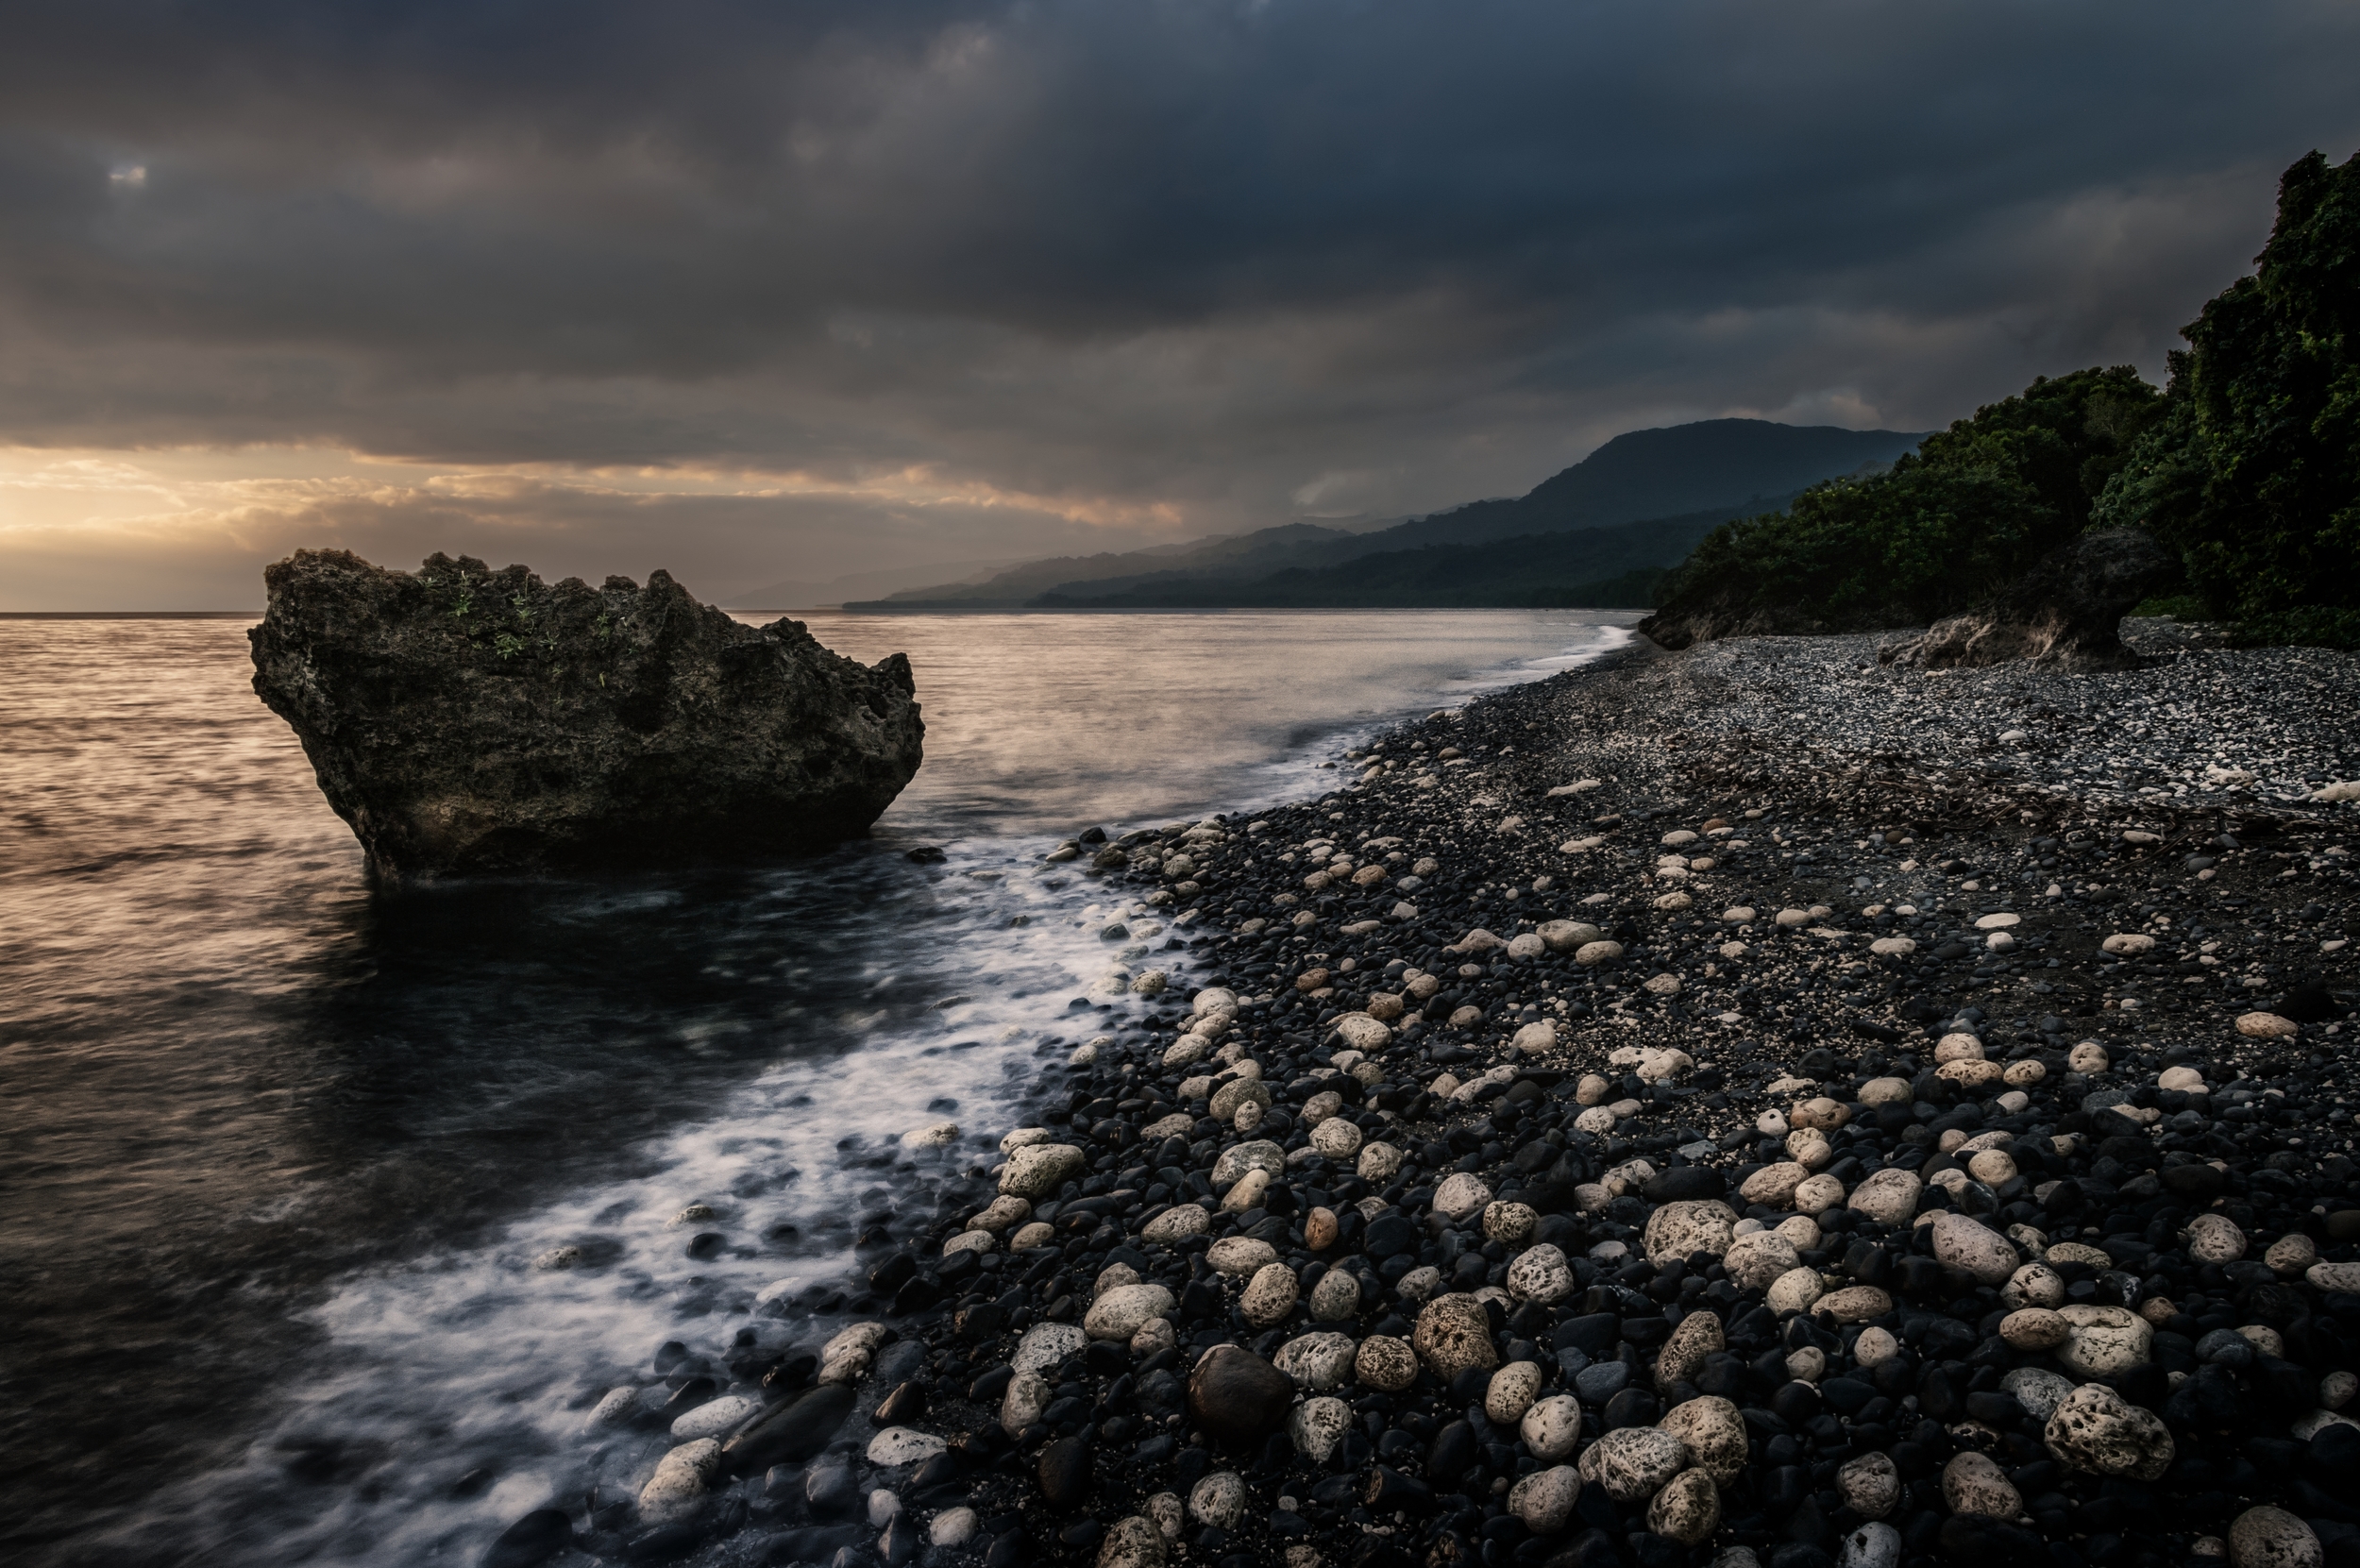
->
[2093, 146, 2360, 647]
[1644, 145, 2360, 649]
[1640, 366, 2166, 642]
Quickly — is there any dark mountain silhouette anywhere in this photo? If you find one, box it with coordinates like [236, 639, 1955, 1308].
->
[847, 419, 1924, 609]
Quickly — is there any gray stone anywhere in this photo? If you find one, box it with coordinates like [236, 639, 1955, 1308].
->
[2001, 1367, 2077, 1424]
[1002, 1143, 1087, 1198]
[1839, 1521, 1903, 1568]
[1928, 1212, 2020, 1285]
[2228, 1505, 2323, 1568]
[1836, 1451, 1900, 1519]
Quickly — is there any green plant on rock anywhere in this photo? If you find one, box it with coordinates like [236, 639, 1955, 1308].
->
[495, 632, 526, 660]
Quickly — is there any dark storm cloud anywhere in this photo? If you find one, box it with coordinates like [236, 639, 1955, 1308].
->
[2, 0, 2356, 569]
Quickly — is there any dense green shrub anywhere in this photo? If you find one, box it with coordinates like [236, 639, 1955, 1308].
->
[1650, 366, 2166, 633]
[1652, 147, 2359, 648]
[2095, 148, 2360, 646]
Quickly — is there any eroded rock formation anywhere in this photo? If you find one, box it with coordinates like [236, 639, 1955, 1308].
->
[1879, 527, 2179, 670]
[250, 550, 923, 878]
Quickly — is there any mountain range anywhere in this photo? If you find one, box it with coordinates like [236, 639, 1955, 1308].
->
[825, 418, 1927, 610]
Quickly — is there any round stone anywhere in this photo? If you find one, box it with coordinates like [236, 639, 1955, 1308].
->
[2002, 1367, 2077, 1423]
[1187, 1345, 1294, 1447]
[1509, 1465, 1583, 1535]
[1207, 1236, 1281, 1277]
[1086, 1284, 1177, 1341]
[1000, 1142, 1087, 1198]
[1356, 1335, 1419, 1391]
[1412, 1292, 1500, 1379]
[1141, 1205, 1209, 1243]
[1272, 1330, 1356, 1391]
[1508, 1243, 1576, 1304]
[1239, 1263, 1300, 1327]
[1210, 1139, 1288, 1189]
[1841, 1521, 1902, 1568]
[1357, 1141, 1404, 1181]
[1577, 1426, 1689, 1502]
[1434, 1172, 1493, 1222]
[1308, 1267, 1360, 1322]
[1942, 1451, 2022, 1518]
[1098, 1515, 1166, 1568]
[1929, 1212, 2021, 1285]
[2237, 1012, 2300, 1040]
[2044, 1382, 2174, 1480]
[2228, 1506, 2322, 1568]
[2184, 1213, 2248, 1263]
[1644, 1200, 1738, 1264]
[1188, 1470, 1246, 1526]
[1486, 1362, 1544, 1425]
[1739, 1162, 1808, 1208]
[1520, 1394, 1584, 1462]
[1848, 1168, 1922, 1224]
[2001, 1307, 2070, 1350]
[1658, 1394, 1748, 1485]
[637, 1439, 721, 1526]
[2055, 1305, 2153, 1380]
[1836, 1450, 1900, 1518]
[1289, 1395, 1352, 1461]
[1309, 1117, 1363, 1158]
[1484, 1201, 1539, 1242]
[1813, 1286, 1894, 1323]
[1723, 1231, 1802, 1291]
[1766, 1267, 1827, 1316]
[1648, 1468, 1721, 1547]
[2003, 1263, 2066, 1309]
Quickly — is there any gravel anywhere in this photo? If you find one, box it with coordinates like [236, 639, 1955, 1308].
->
[501, 622, 2360, 1568]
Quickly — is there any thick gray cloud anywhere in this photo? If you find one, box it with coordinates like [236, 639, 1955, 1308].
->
[1, 0, 2354, 602]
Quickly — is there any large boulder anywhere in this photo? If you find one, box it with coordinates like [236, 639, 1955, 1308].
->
[249, 550, 923, 877]
[1879, 528, 2177, 670]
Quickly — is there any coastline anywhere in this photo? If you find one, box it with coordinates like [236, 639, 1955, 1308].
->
[422, 621, 2360, 1567]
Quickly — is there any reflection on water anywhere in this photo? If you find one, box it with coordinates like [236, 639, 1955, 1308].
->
[0, 608, 1627, 1565]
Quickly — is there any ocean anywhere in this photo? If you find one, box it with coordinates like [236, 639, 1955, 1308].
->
[0, 608, 1630, 1566]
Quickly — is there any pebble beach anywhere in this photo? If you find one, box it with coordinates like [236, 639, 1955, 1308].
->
[521, 621, 2360, 1568]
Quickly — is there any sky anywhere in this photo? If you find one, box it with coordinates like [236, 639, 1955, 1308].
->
[2, 1, 2355, 609]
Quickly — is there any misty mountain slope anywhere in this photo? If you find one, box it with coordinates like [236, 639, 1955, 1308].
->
[1366, 419, 1926, 552]
[852, 521, 1366, 606]
[848, 418, 1924, 608]
[1035, 501, 1777, 608]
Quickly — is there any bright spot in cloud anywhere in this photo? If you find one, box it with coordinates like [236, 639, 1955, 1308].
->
[110, 164, 147, 186]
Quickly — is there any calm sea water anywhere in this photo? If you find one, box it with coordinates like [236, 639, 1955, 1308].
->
[0, 608, 1629, 1567]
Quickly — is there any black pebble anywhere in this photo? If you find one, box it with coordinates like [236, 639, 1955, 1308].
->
[480, 1509, 572, 1568]
[1038, 1435, 1091, 1510]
